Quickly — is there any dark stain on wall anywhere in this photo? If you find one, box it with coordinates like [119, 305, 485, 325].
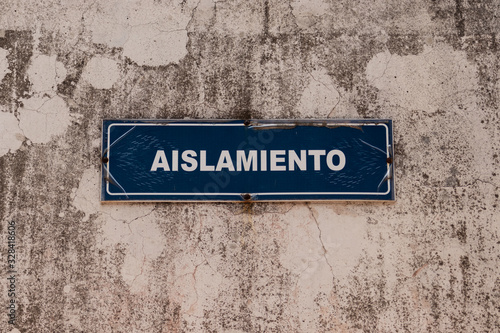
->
[387, 33, 424, 56]
[57, 57, 86, 97]
[454, 0, 465, 38]
[0, 30, 33, 112]
[1, 1, 499, 331]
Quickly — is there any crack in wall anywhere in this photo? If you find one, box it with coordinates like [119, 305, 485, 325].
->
[186, 0, 202, 31]
[124, 205, 157, 225]
[369, 52, 392, 85]
[1, 1, 499, 331]
[307, 204, 335, 280]
[130, 248, 148, 286]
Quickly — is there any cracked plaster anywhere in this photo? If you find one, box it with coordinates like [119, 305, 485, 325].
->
[18, 95, 71, 144]
[298, 68, 341, 118]
[15, 42, 73, 144]
[26, 54, 67, 94]
[366, 44, 478, 112]
[0, 109, 24, 157]
[72, 168, 163, 292]
[88, 0, 196, 66]
[291, 0, 330, 29]
[0, 47, 9, 82]
[81, 56, 121, 90]
[0, 0, 499, 332]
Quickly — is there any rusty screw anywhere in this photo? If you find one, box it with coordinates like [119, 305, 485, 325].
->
[242, 193, 252, 201]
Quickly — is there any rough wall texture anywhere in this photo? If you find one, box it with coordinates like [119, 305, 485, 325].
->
[0, 0, 499, 332]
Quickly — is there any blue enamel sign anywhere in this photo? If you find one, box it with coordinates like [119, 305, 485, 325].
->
[101, 120, 394, 202]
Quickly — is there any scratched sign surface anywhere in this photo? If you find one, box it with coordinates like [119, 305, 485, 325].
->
[101, 119, 394, 201]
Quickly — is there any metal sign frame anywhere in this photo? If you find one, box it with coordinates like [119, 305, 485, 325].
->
[101, 119, 395, 202]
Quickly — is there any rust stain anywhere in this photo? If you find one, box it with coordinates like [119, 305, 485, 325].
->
[412, 263, 429, 277]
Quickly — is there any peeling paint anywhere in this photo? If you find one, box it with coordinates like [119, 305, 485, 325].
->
[123, 25, 188, 67]
[0, 109, 24, 157]
[81, 56, 121, 90]
[298, 68, 341, 118]
[0, 1, 499, 332]
[88, 0, 195, 66]
[0, 47, 10, 83]
[26, 54, 67, 94]
[291, 0, 330, 30]
[18, 95, 71, 144]
[111, 213, 164, 293]
[366, 44, 478, 111]
[72, 168, 163, 292]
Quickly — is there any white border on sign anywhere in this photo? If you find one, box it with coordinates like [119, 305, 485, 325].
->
[105, 122, 391, 197]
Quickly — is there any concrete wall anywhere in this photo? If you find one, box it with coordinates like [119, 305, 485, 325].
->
[1, 0, 499, 332]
